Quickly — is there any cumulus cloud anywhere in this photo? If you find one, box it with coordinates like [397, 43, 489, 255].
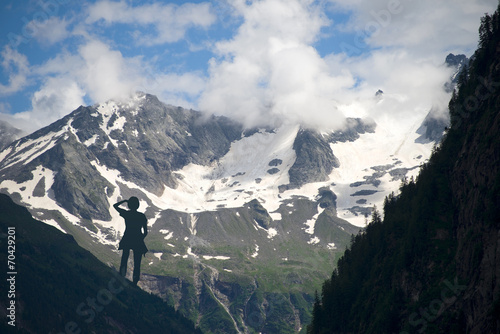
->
[12, 77, 86, 133]
[2, 37, 207, 132]
[29, 17, 70, 46]
[321, 0, 497, 128]
[75, 39, 143, 102]
[199, 0, 353, 130]
[86, 0, 217, 45]
[329, 0, 494, 57]
[327, 50, 454, 121]
[0, 47, 30, 95]
[198, 0, 497, 132]
[141, 71, 206, 109]
[2, 0, 496, 135]
[31, 38, 144, 106]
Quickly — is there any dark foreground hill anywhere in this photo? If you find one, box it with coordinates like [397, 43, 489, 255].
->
[308, 4, 500, 334]
[0, 193, 201, 334]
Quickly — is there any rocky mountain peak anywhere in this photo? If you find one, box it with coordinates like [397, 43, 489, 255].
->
[445, 53, 468, 68]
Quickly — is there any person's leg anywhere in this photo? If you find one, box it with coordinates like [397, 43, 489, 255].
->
[133, 251, 142, 284]
[120, 249, 130, 277]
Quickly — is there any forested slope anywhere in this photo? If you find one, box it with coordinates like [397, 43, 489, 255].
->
[308, 4, 500, 333]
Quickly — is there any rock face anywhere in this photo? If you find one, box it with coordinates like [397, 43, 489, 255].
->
[415, 108, 449, 143]
[324, 117, 376, 143]
[0, 120, 24, 150]
[288, 129, 340, 188]
[449, 46, 500, 332]
[139, 194, 358, 333]
[444, 53, 469, 92]
[415, 53, 469, 144]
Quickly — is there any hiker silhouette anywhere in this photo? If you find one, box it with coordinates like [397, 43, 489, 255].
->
[114, 197, 148, 285]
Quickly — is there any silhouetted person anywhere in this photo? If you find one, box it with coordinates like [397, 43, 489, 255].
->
[114, 197, 148, 285]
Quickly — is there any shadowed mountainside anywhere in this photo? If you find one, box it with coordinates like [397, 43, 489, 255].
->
[0, 193, 201, 334]
[308, 5, 500, 333]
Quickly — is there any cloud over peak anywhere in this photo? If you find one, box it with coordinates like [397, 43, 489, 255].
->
[200, 0, 350, 130]
[0, 0, 496, 133]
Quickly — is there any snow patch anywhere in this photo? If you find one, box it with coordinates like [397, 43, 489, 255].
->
[41, 219, 66, 233]
[0, 166, 80, 225]
[251, 244, 259, 258]
[308, 237, 320, 245]
[97, 100, 127, 147]
[150, 211, 162, 227]
[156, 125, 299, 214]
[270, 212, 282, 221]
[159, 229, 174, 240]
[203, 255, 231, 260]
[267, 228, 277, 239]
[186, 247, 198, 258]
[1, 127, 66, 169]
[253, 220, 278, 239]
[329, 114, 433, 227]
[83, 134, 98, 146]
[303, 205, 325, 235]
[188, 213, 198, 236]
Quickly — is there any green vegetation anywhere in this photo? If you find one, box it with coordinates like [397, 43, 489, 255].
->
[132, 192, 358, 333]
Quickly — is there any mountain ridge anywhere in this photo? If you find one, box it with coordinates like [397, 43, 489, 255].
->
[0, 53, 466, 332]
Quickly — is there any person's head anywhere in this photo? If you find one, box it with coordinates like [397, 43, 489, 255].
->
[128, 197, 140, 211]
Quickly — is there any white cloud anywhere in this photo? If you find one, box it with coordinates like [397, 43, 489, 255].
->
[0, 47, 30, 95]
[33, 38, 144, 104]
[324, 0, 497, 125]
[86, 0, 217, 45]
[76, 39, 143, 102]
[199, 0, 495, 131]
[0, 102, 11, 114]
[328, 0, 496, 58]
[199, 0, 352, 130]
[29, 17, 70, 45]
[4, 36, 207, 132]
[335, 50, 454, 127]
[12, 77, 85, 133]
[142, 71, 206, 108]
[3, 0, 496, 135]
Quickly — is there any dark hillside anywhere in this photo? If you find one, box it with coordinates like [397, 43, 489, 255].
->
[0, 193, 201, 334]
[308, 4, 500, 333]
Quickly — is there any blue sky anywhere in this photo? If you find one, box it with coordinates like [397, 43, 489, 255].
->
[0, 0, 497, 132]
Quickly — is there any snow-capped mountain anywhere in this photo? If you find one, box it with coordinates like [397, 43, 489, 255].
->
[0, 91, 432, 237]
[0, 55, 465, 333]
[0, 93, 356, 332]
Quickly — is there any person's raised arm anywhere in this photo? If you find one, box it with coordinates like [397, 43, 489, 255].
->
[113, 199, 128, 212]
